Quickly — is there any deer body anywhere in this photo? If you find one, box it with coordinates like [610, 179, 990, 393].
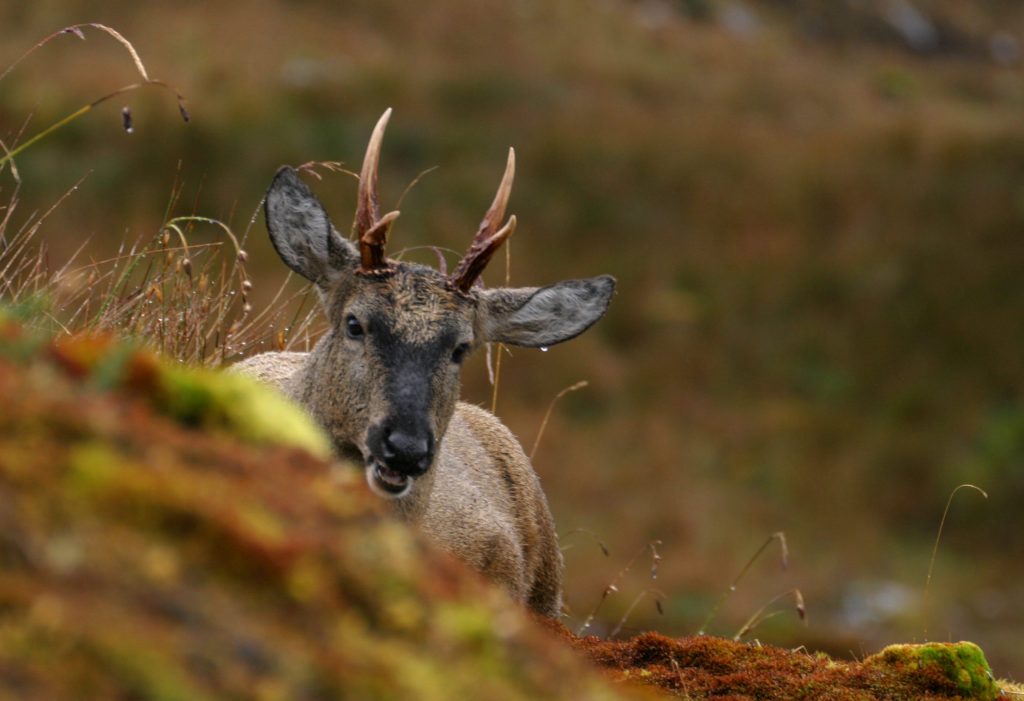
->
[235, 110, 614, 617]
[236, 327, 563, 614]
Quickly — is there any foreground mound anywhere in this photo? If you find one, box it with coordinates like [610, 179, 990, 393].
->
[0, 315, 630, 700]
[0, 313, 1014, 700]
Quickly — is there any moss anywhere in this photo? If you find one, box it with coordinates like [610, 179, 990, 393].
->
[549, 618, 1009, 700]
[435, 602, 504, 654]
[82, 636, 216, 701]
[865, 642, 1000, 700]
[38, 329, 331, 458]
[66, 442, 120, 492]
[0, 317, 634, 701]
[155, 365, 331, 458]
[0, 308, 47, 363]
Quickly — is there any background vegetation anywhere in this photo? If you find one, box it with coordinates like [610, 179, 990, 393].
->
[2, 0, 1022, 680]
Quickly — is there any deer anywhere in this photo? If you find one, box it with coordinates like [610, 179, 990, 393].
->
[234, 109, 615, 618]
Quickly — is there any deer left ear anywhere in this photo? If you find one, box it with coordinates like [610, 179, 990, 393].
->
[265, 166, 357, 286]
[479, 275, 616, 348]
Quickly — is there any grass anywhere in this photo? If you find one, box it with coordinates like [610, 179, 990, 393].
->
[0, 179, 323, 365]
[922, 484, 989, 641]
[0, 25, 322, 364]
[0, 23, 188, 169]
[697, 531, 790, 637]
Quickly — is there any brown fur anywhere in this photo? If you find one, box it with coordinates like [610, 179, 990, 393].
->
[234, 266, 572, 616]
[235, 335, 564, 616]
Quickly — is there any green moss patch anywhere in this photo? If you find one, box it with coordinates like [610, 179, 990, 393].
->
[40, 330, 331, 458]
[156, 364, 330, 458]
[865, 643, 999, 700]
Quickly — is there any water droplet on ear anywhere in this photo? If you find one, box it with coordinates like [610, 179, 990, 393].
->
[540, 346, 549, 352]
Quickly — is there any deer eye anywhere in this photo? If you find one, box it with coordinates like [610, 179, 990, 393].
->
[345, 314, 365, 340]
[451, 343, 471, 365]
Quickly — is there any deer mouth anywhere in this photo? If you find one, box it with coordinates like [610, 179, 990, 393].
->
[366, 460, 413, 498]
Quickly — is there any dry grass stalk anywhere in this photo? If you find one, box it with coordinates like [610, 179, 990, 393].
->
[0, 24, 188, 170]
[560, 528, 610, 557]
[0, 23, 148, 84]
[923, 483, 988, 640]
[489, 238, 513, 413]
[733, 588, 806, 641]
[577, 539, 663, 636]
[530, 380, 589, 460]
[698, 531, 789, 636]
[609, 588, 667, 638]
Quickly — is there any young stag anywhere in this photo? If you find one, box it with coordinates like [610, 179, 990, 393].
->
[235, 110, 615, 617]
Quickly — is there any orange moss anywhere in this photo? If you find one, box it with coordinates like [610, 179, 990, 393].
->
[538, 620, 1002, 700]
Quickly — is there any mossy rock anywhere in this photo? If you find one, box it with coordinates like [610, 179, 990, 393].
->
[55, 335, 331, 458]
[864, 643, 999, 701]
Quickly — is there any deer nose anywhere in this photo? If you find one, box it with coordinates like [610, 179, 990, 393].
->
[380, 426, 433, 477]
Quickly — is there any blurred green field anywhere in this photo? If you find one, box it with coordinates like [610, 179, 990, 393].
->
[2, 0, 1023, 680]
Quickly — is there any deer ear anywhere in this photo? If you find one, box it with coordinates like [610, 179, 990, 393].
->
[479, 275, 616, 348]
[265, 166, 357, 284]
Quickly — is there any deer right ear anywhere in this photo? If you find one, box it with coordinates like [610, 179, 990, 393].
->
[265, 166, 357, 285]
[479, 275, 616, 348]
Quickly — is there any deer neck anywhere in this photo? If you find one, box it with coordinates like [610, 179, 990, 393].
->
[293, 332, 354, 451]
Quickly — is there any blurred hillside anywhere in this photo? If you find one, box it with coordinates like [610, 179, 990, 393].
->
[2, 0, 1023, 679]
[0, 315, 636, 700]
[3, 316, 1015, 699]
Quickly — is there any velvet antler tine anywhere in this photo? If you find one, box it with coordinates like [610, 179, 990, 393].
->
[452, 215, 517, 293]
[355, 108, 390, 234]
[360, 207, 399, 268]
[355, 108, 394, 271]
[450, 148, 517, 292]
[478, 147, 515, 242]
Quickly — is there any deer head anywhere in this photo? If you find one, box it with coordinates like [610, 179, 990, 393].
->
[264, 109, 615, 498]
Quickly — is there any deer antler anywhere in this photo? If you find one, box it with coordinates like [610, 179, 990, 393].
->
[450, 147, 517, 293]
[354, 108, 400, 273]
